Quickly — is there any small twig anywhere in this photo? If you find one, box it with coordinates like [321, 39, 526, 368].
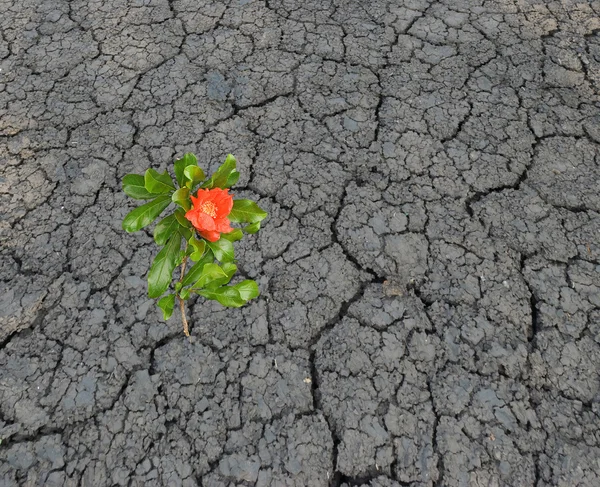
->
[179, 243, 190, 340]
[179, 293, 190, 338]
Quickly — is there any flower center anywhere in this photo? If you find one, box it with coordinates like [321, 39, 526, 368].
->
[199, 201, 217, 218]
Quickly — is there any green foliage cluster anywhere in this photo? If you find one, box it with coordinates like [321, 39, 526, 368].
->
[122, 154, 267, 327]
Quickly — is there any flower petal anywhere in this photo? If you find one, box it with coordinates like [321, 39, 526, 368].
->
[186, 209, 215, 232]
[214, 217, 233, 234]
[193, 190, 211, 205]
[200, 230, 221, 242]
[189, 193, 202, 207]
[217, 194, 234, 217]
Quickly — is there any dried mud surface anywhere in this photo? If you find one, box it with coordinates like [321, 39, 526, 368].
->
[1, 0, 599, 486]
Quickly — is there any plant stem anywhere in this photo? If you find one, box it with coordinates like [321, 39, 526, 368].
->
[179, 247, 190, 338]
[179, 293, 190, 338]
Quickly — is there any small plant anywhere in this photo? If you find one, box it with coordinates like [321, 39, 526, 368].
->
[121, 154, 267, 337]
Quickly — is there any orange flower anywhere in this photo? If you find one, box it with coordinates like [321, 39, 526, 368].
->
[185, 188, 234, 242]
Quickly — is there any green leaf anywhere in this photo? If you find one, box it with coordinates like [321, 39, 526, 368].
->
[147, 233, 181, 298]
[221, 228, 243, 242]
[181, 250, 214, 287]
[172, 187, 191, 211]
[145, 168, 175, 194]
[202, 154, 237, 189]
[201, 262, 237, 290]
[175, 208, 191, 227]
[179, 226, 192, 240]
[199, 286, 246, 308]
[123, 174, 155, 199]
[154, 214, 179, 246]
[122, 195, 171, 233]
[234, 280, 260, 301]
[188, 236, 206, 261]
[193, 263, 234, 289]
[225, 170, 240, 188]
[176, 249, 187, 266]
[179, 288, 191, 300]
[174, 153, 198, 187]
[207, 237, 235, 263]
[184, 165, 205, 189]
[243, 221, 261, 234]
[228, 199, 268, 224]
[157, 294, 175, 320]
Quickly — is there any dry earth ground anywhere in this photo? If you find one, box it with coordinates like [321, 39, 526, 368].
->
[1, 0, 600, 486]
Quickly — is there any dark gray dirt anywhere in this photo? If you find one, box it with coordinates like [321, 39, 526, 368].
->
[1, 0, 599, 485]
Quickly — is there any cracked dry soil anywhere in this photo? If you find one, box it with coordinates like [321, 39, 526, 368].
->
[1, 0, 599, 486]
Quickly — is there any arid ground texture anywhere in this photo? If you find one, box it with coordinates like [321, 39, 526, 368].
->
[1, 0, 600, 486]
